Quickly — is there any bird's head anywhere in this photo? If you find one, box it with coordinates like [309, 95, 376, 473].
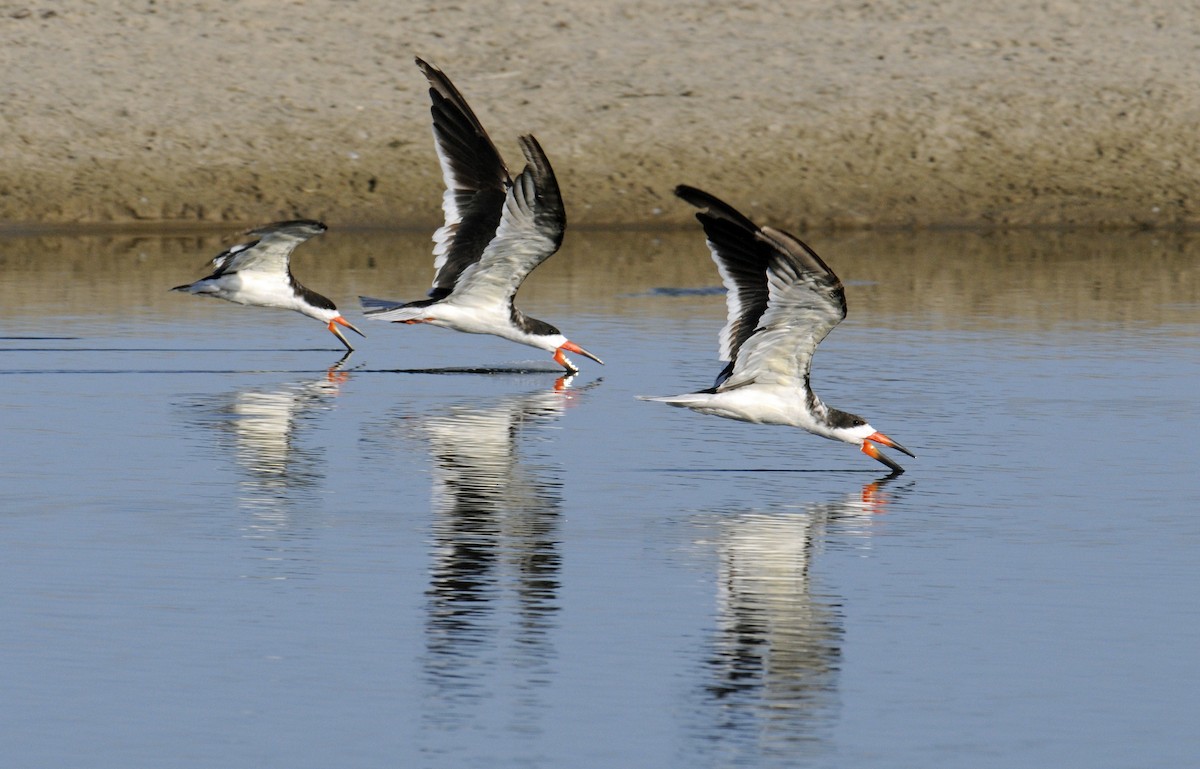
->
[829, 411, 916, 474]
[524, 321, 603, 373]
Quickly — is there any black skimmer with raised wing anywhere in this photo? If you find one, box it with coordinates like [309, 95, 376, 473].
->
[172, 219, 365, 351]
[360, 58, 602, 374]
[640, 186, 915, 473]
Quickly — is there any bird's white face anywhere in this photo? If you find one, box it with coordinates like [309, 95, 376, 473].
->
[534, 332, 569, 353]
[303, 305, 341, 324]
[840, 422, 880, 446]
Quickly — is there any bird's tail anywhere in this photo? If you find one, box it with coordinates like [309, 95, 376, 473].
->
[636, 394, 706, 408]
[359, 295, 400, 311]
[359, 295, 427, 322]
[170, 282, 210, 293]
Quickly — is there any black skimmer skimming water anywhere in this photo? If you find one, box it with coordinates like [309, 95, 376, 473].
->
[172, 219, 365, 351]
[640, 186, 915, 473]
[360, 58, 602, 374]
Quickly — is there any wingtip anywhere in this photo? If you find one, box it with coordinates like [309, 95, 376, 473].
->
[673, 185, 758, 231]
[517, 134, 551, 174]
[674, 184, 718, 208]
[513, 135, 564, 230]
[518, 133, 542, 155]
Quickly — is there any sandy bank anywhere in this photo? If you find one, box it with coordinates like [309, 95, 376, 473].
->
[2, 1, 1198, 230]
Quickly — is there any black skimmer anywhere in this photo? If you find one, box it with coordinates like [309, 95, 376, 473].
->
[641, 186, 915, 473]
[360, 57, 602, 374]
[172, 219, 365, 351]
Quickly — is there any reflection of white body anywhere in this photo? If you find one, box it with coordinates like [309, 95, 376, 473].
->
[420, 386, 573, 568]
[362, 59, 601, 373]
[416, 384, 582, 726]
[423, 398, 561, 520]
[709, 484, 891, 746]
[173, 220, 364, 350]
[222, 375, 342, 519]
[234, 390, 302, 480]
[189, 370, 346, 581]
[717, 511, 833, 685]
[642, 186, 914, 473]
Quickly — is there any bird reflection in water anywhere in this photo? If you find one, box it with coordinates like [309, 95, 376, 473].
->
[197, 357, 353, 576]
[699, 476, 900, 758]
[414, 377, 590, 735]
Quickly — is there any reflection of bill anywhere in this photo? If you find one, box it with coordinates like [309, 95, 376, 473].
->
[416, 380, 589, 715]
[704, 479, 897, 755]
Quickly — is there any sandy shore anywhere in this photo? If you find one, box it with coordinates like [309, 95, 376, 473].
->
[3, 1, 1198, 230]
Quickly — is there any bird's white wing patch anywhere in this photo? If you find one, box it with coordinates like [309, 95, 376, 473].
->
[211, 242, 254, 271]
[431, 135, 465, 271]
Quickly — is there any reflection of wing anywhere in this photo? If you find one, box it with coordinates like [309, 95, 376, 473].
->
[183, 372, 345, 581]
[705, 483, 892, 751]
[418, 386, 572, 706]
[713, 510, 840, 722]
[217, 376, 341, 515]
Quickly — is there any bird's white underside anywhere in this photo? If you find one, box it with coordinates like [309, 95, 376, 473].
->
[183, 271, 339, 324]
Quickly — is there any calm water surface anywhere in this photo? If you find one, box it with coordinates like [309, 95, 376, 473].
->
[1, 227, 1198, 768]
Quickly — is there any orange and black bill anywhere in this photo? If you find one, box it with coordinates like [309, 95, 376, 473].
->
[562, 340, 603, 365]
[862, 431, 916, 473]
[328, 316, 367, 351]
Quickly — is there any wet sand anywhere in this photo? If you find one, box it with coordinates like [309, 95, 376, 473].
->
[3, 1, 1198, 230]
[5, 228, 1196, 330]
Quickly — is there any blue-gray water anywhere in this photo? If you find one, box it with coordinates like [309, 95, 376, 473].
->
[2, 228, 1198, 768]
